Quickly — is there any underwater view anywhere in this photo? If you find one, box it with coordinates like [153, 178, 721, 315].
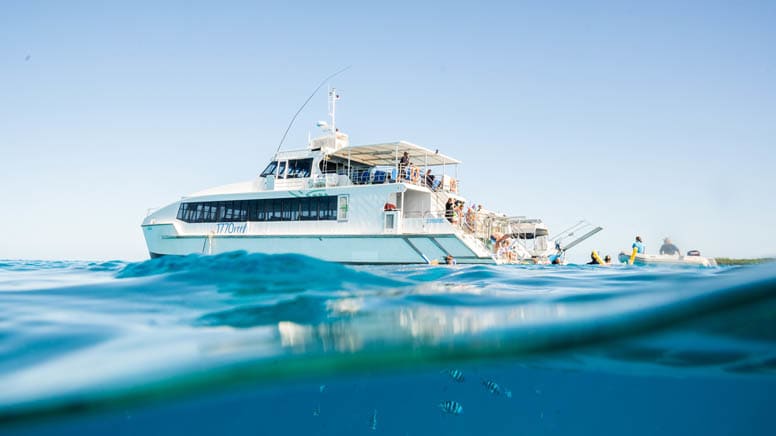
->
[0, 253, 774, 435]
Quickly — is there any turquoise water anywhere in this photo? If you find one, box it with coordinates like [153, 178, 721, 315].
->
[0, 253, 774, 435]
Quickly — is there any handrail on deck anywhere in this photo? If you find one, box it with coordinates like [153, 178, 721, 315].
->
[320, 166, 458, 193]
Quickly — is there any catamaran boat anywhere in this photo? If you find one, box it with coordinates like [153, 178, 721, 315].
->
[142, 90, 599, 264]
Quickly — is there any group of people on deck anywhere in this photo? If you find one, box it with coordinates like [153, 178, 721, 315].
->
[445, 198, 464, 224]
[398, 151, 439, 190]
[445, 198, 481, 232]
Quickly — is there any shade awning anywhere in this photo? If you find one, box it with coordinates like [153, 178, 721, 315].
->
[328, 141, 461, 166]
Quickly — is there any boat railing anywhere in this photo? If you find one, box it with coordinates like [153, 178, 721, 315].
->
[441, 205, 494, 238]
[411, 204, 490, 240]
[317, 167, 458, 193]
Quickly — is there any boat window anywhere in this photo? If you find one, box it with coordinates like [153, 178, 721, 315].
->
[320, 160, 334, 174]
[277, 161, 288, 179]
[260, 161, 278, 177]
[176, 203, 188, 221]
[263, 200, 272, 221]
[177, 196, 339, 223]
[281, 199, 295, 221]
[248, 201, 259, 221]
[223, 201, 234, 221]
[286, 158, 313, 179]
[308, 197, 320, 220]
[236, 201, 247, 221]
[318, 197, 334, 220]
[271, 199, 282, 221]
[299, 198, 311, 220]
[337, 195, 349, 221]
[197, 203, 207, 222]
[384, 212, 395, 230]
[214, 202, 223, 221]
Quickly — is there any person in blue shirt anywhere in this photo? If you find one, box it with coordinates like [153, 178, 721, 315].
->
[633, 236, 645, 254]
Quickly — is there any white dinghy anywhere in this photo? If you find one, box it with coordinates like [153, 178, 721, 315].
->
[618, 251, 717, 267]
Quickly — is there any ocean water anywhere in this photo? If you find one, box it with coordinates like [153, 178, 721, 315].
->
[0, 253, 774, 435]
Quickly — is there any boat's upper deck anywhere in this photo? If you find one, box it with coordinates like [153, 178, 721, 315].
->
[329, 141, 460, 167]
[185, 134, 462, 197]
[184, 136, 464, 200]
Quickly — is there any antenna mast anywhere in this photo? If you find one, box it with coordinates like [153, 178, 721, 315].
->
[273, 65, 351, 156]
[328, 87, 338, 134]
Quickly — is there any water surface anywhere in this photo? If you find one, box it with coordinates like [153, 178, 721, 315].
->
[1, 253, 773, 435]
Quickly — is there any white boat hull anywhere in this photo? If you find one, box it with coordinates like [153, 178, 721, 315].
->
[143, 224, 495, 264]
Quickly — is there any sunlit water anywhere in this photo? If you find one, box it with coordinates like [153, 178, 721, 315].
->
[0, 253, 774, 435]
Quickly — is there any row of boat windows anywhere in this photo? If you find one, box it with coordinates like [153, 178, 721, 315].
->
[260, 159, 314, 179]
[176, 196, 340, 223]
[259, 158, 372, 180]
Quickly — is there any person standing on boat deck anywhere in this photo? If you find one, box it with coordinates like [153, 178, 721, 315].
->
[398, 152, 410, 180]
[633, 236, 645, 253]
[408, 162, 421, 184]
[453, 200, 464, 224]
[659, 238, 680, 255]
[445, 198, 455, 223]
[464, 205, 476, 231]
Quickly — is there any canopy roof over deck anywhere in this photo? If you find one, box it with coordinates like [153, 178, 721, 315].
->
[328, 141, 461, 167]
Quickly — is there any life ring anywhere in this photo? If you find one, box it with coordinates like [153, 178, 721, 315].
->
[411, 167, 421, 184]
[450, 178, 458, 193]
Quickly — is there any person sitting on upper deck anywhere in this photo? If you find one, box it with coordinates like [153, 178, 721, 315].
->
[398, 152, 410, 180]
[424, 169, 435, 189]
[408, 163, 423, 184]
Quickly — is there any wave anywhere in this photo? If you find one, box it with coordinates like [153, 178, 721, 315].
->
[116, 251, 405, 295]
[0, 259, 127, 273]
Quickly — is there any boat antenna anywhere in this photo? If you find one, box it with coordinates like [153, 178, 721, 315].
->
[273, 65, 351, 155]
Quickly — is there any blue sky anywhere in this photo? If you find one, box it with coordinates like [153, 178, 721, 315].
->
[1, 0, 774, 261]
